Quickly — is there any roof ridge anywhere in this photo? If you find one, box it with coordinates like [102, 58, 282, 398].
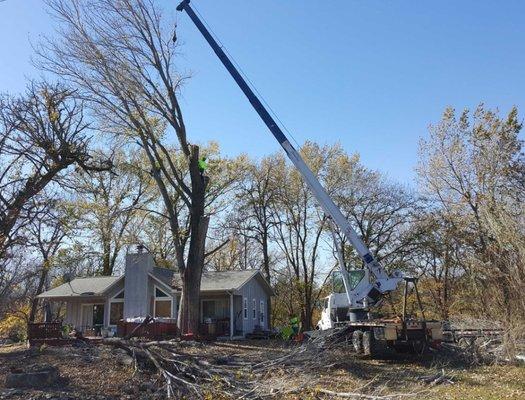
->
[203, 269, 260, 273]
[73, 275, 120, 279]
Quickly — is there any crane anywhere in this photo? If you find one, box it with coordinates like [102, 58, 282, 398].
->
[176, 0, 402, 319]
[176, 0, 442, 354]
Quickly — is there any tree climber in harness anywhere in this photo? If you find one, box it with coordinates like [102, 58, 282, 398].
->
[198, 156, 208, 182]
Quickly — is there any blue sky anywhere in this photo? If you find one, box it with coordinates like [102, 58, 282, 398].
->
[1, 0, 524, 185]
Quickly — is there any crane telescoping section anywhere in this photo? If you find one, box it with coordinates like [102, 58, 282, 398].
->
[176, 0, 403, 318]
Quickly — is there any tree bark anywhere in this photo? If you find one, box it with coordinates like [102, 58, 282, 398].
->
[176, 145, 209, 335]
[102, 242, 112, 276]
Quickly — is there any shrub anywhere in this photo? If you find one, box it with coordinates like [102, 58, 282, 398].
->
[0, 313, 28, 343]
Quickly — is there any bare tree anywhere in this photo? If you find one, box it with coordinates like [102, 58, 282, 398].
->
[418, 105, 524, 326]
[409, 209, 466, 320]
[26, 202, 67, 322]
[66, 149, 151, 275]
[223, 155, 283, 281]
[136, 143, 241, 271]
[38, 0, 216, 333]
[329, 159, 420, 273]
[0, 82, 106, 259]
[271, 143, 339, 331]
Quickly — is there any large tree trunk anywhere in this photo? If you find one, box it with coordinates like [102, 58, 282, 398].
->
[178, 215, 209, 334]
[179, 269, 202, 335]
[101, 242, 112, 276]
[177, 145, 209, 335]
[261, 232, 271, 282]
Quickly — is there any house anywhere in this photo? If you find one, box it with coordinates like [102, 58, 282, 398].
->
[37, 251, 273, 339]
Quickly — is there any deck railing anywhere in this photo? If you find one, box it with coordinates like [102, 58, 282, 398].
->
[117, 319, 178, 339]
[200, 318, 231, 337]
[27, 322, 62, 340]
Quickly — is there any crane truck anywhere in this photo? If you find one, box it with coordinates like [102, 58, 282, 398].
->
[176, 0, 443, 356]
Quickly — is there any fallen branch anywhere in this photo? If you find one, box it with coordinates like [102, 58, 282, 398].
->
[418, 369, 454, 386]
[102, 337, 256, 399]
[317, 388, 426, 399]
[124, 315, 154, 340]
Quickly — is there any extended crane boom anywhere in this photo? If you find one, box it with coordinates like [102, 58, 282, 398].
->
[176, 0, 402, 314]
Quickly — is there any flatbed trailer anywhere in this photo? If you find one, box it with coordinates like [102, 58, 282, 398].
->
[442, 327, 503, 344]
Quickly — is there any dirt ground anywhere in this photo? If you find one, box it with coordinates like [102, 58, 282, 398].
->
[0, 340, 523, 400]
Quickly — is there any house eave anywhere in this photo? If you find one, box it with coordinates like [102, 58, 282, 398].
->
[37, 294, 107, 300]
[148, 272, 176, 293]
[235, 270, 275, 296]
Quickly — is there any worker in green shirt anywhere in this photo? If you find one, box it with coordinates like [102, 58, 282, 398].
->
[198, 157, 208, 183]
[199, 157, 208, 174]
[290, 316, 300, 336]
[198, 157, 208, 174]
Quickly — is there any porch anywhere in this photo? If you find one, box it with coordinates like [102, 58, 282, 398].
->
[26, 322, 106, 346]
[40, 296, 120, 338]
[63, 298, 111, 337]
[27, 319, 179, 345]
[198, 293, 244, 339]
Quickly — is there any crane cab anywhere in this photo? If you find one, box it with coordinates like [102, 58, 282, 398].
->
[317, 269, 373, 330]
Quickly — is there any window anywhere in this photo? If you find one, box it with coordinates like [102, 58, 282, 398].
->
[201, 299, 229, 322]
[202, 300, 215, 321]
[347, 270, 366, 291]
[260, 300, 265, 325]
[243, 298, 248, 319]
[154, 285, 172, 318]
[109, 290, 125, 326]
[155, 300, 171, 318]
[110, 302, 124, 325]
[81, 304, 104, 328]
[252, 299, 256, 319]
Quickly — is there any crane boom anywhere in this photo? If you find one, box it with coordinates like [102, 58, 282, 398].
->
[176, 0, 402, 307]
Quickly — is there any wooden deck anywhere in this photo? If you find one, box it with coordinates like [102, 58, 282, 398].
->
[117, 320, 178, 339]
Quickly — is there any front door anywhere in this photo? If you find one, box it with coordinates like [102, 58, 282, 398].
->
[81, 304, 105, 334]
[92, 304, 104, 327]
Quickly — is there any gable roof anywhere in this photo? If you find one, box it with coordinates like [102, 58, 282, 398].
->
[38, 268, 273, 299]
[171, 269, 273, 294]
[37, 276, 122, 298]
[150, 267, 174, 288]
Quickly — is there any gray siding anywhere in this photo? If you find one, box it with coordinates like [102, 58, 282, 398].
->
[123, 253, 154, 318]
[237, 275, 270, 334]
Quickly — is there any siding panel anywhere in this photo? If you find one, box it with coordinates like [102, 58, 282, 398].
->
[237, 275, 269, 335]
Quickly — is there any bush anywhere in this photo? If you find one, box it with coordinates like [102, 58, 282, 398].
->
[0, 313, 28, 343]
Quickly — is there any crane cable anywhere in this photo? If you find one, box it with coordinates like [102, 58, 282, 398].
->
[191, 1, 303, 150]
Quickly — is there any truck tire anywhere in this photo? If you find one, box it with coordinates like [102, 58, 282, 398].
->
[352, 330, 363, 354]
[411, 339, 428, 355]
[362, 330, 375, 357]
